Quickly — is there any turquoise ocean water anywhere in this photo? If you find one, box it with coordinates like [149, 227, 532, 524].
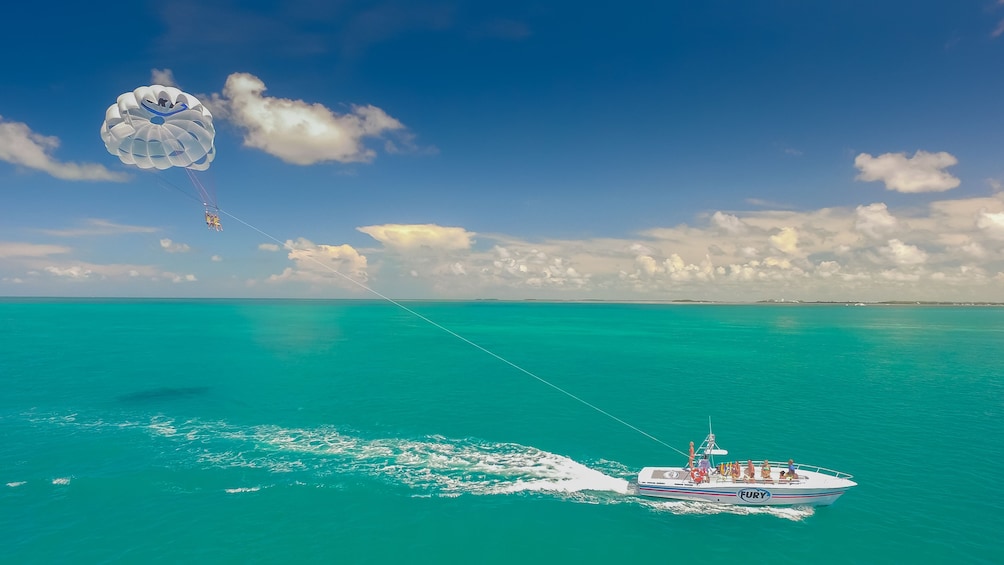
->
[2, 299, 1002, 563]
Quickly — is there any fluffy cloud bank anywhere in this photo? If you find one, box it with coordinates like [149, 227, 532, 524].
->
[0, 116, 128, 182]
[335, 193, 1004, 301]
[212, 73, 407, 165]
[37, 263, 197, 283]
[1, 230, 197, 291]
[10, 189, 1004, 301]
[3, 254, 196, 285]
[854, 150, 960, 193]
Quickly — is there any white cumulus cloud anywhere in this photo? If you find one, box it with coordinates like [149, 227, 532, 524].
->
[44, 265, 94, 279]
[0, 116, 128, 182]
[267, 238, 369, 288]
[485, 245, 590, 288]
[976, 211, 1004, 239]
[769, 227, 800, 254]
[159, 238, 191, 253]
[358, 224, 475, 252]
[630, 252, 715, 282]
[855, 203, 898, 239]
[214, 73, 406, 165]
[880, 239, 928, 265]
[150, 68, 177, 87]
[854, 150, 960, 193]
[710, 211, 747, 235]
[258, 243, 281, 252]
[959, 241, 986, 258]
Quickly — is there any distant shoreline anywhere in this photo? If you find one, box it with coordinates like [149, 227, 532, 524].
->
[1, 296, 1002, 307]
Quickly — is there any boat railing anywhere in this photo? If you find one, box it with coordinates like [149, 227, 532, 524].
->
[772, 461, 854, 480]
[702, 460, 853, 483]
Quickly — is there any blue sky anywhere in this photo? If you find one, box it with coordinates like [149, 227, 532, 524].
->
[2, 0, 1004, 301]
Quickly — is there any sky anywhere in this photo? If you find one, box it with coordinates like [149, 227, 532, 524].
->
[2, 0, 1004, 301]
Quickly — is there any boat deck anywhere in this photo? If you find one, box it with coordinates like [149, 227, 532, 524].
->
[641, 461, 854, 487]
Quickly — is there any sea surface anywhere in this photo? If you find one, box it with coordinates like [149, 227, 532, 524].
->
[1, 299, 1001, 563]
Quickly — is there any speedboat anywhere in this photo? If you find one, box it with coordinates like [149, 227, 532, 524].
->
[636, 423, 856, 506]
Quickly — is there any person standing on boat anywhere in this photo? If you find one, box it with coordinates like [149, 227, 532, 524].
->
[688, 441, 695, 469]
[698, 457, 710, 474]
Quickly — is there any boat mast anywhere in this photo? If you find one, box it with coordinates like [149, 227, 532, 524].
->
[708, 416, 714, 450]
[700, 416, 728, 466]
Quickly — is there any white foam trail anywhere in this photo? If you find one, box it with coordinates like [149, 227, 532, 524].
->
[486, 455, 630, 495]
[148, 416, 177, 437]
[224, 486, 262, 494]
[6, 481, 26, 488]
[143, 419, 631, 499]
[52, 477, 71, 485]
[639, 498, 815, 521]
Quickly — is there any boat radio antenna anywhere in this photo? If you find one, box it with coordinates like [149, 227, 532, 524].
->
[219, 207, 690, 459]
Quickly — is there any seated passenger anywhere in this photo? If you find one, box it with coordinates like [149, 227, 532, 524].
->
[787, 459, 798, 480]
[745, 459, 755, 482]
[760, 459, 772, 481]
[731, 462, 741, 481]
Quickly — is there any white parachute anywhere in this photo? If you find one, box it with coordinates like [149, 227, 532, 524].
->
[100, 85, 221, 230]
[101, 85, 215, 170]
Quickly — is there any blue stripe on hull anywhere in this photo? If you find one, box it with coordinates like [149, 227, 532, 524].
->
[637, 485, 846, 504]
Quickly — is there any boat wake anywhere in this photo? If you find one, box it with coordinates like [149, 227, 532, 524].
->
[637, 498, 815, 521]
[176, 417, 633, 500]
[18, 412, 630, 500]
[14, 411, 812, 520]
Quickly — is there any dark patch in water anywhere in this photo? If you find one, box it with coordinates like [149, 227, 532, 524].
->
[118, 386, 210, 403]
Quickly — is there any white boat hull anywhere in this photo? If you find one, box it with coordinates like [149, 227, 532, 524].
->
[637, 466, 856, 507]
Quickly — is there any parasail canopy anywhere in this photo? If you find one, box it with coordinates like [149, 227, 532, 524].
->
[100, 85, 216, 171]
